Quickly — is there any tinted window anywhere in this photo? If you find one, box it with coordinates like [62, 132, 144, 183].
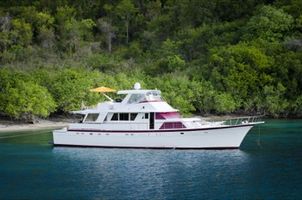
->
[130, 113, 138, 121]
[145, 113, 149, 119]
[119, 113, 129, 121]
[128, 94, 145, 104]
[111, 113, 118, 121]
[85, 114, 99, 122]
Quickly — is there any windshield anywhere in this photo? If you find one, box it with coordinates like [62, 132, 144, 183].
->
[146, 91, 162, 101]
[128, 94, 146, 104]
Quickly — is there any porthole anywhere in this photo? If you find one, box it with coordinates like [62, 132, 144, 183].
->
[180, 132, 184, 135]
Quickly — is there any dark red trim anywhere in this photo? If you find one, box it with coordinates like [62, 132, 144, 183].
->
[53, 144, 239, 150]
[160, 122, 186, 129]
[67, 124, 254, 133]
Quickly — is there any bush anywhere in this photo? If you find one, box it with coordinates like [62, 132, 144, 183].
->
[214, 93, 237, 114]
[0, 69, 56, 120]
[40, 68, 101, 112]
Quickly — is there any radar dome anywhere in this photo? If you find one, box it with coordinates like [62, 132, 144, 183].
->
[134, 82, 141, 90]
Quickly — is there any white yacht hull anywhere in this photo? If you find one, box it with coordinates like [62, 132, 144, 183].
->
[52, 124, 256, 149]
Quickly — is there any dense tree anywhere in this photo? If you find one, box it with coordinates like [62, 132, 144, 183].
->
[0, 1, 301, 119]
[189, 80, 216, 114]
[243, 6, 294, 41]
[207, 43, 272, 97]
[10, 18, 32, 47]
[114, 0, 137, 44]
[0, 15, 12, 51]
[97, 18, 115, 53]
[262, 83, 289, 117]
[0, 69, 56, 121]
[152, 75, 196, 115]
[37, 68, 101, 112]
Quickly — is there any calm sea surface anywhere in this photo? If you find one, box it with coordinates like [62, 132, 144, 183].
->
[0, 120, 301, 199]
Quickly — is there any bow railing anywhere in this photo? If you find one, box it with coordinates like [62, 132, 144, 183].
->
[206, 116, 264, 126]
[222, 116, 264, 126]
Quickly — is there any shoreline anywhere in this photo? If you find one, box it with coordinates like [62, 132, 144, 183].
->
[0, 119, 68, 132]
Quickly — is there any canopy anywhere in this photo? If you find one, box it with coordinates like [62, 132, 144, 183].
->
[90, 86, 116, 93]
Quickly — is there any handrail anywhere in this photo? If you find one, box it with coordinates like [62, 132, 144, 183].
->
[207, 115, 264, 126]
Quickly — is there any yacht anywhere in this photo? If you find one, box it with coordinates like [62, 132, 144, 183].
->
[53, 83, 264, 149]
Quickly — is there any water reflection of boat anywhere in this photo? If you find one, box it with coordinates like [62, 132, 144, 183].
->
[53, 83, 264, 149]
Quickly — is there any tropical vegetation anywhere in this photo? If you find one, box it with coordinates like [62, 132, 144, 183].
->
[0, 0, 302, 120]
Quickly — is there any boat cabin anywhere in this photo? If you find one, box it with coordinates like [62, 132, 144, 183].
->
[70, 84, 202, 131]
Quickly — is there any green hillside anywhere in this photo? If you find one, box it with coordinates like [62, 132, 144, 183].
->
[0, 0, 302, 120]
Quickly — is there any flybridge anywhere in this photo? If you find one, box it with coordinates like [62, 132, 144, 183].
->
[89, 82, 163, 104]
[120, 90, 162, 104]
[72, 82, 177, 114]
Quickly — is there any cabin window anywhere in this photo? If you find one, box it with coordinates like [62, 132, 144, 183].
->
[85, 113, 99, 122]
[119, 113, 129, 121]
[145, 113, 149, 119]
[111, 113, 118, 121]
[146, 91, 162, 101]
[111, 113, 137, 121]
[130, 113, 138, 121]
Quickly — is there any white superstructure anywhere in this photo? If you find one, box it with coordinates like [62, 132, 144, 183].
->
[53, 83, 264, 149]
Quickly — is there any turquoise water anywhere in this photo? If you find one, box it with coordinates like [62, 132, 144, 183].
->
[0, 120, 301, 199]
